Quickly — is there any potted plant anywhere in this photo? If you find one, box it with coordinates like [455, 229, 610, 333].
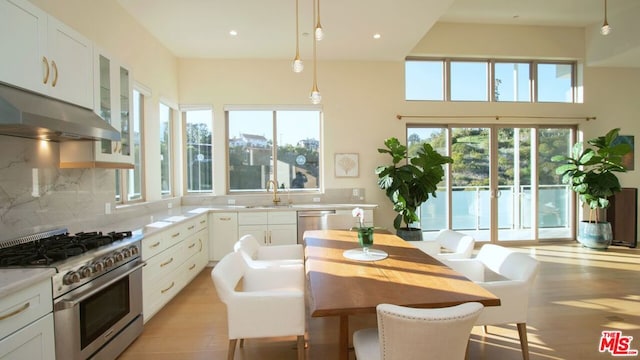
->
[552, 128, 632, 249]
[376, 137, 453, 241]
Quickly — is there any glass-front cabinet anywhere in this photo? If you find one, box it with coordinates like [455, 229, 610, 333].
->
[94, 48, 133, 167]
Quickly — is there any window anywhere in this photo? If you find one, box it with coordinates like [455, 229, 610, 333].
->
[115, 90, 145, 204]
[405, 58, 577, 103]
[183, 108, 213, 193]
[536, 63, 574, 103]
[227, 108, 321, 192]
[159, 103, 173, 197]
[450, 60, 488, 101]
[494, 62, 531, 102]
[405, 60, 443, 101]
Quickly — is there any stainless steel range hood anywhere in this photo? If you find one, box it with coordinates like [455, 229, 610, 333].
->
[0, 83, 121, 142]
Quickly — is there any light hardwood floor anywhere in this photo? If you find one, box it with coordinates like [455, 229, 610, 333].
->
[119, 242, 640, 360]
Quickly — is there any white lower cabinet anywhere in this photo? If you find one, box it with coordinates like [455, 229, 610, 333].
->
[238, 211, 297, 246]
[210, 212, 238, 261]
[142, 215, 208, 323]
[0, 278, 54, 360]
[0, 314, 55, 360]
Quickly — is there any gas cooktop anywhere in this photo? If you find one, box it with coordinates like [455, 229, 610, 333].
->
[0, 230, 133, 266]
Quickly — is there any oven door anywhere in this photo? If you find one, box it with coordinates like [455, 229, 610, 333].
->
[54, 259, 144, 360]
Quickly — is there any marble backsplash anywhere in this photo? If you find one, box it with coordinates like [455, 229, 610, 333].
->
[0, 136, 114, 242]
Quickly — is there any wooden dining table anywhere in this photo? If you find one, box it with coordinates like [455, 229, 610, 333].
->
[303, 229, 501, 360]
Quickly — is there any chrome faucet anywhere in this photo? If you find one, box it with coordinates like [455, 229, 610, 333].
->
[266, 180, 281, 204]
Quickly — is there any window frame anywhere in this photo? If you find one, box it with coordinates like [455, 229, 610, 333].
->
[181, 106, 214, 195]
[159, 102, 174, 198]
[405, 57, 578, 104]
[115, 87, 146, 205]
[224, 105, 323, 195]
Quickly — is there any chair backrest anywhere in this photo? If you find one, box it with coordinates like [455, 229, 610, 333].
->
[476, 244, 539, 282]
[210, 251, 245, 304]
[436, 230, 475, 258]
[376, 302, 484, 360]
[234, 234, 260, 260]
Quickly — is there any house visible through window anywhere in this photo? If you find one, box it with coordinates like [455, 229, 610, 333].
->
[227, 108, 321, 193]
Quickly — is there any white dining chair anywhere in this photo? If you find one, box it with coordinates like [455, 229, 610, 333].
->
[412, 229, 475, 260]
[443, 244, 540, 360]
[353, 302, 484, 360]
[211, 251, 306, 360]
[233, 234, 303, 268]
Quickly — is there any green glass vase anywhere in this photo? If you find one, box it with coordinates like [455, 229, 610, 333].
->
[357, 227, 374, 251]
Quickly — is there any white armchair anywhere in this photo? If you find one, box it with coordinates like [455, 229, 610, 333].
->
[211, 251, 306, 360]
[353, 302, 484, 360]
[443, 244, 540, 360]
[233, 234, 303, 268]
[412, 229, 475, 260]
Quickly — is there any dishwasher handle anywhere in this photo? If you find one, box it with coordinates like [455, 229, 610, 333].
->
[297, 210, 336, 217]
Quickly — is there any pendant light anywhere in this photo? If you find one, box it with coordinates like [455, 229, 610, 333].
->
[315, 0, 324, 41]
[600, 0, 611, 35]
[292, 0, 303, 72]
[309, 0, 321, 104]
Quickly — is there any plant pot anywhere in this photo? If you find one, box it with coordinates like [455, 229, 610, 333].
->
[396, 227, 423, 241]
[577, 221, 612, 250]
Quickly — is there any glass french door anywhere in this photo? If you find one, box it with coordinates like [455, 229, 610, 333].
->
[409, 125, 575, 243]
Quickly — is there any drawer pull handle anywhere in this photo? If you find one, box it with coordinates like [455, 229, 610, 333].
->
[150, 241, 160, 248]
[199, 239, 203, 251]
[189, 264, 196, 270]
[42, 56, 49, 84]
[220, 217, 231, 221]
[188, 243, 196, 249]
[160, 257, 174, 267]
[0, 302, 30, 321]
[161, 282, 175, 294]
[188, 225, 195, 230]
[172, 232, 180, 238]
[51, 60, 58, 87]
[200, 220, 206, 224]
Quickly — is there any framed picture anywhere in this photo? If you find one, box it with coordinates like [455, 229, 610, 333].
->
[613, 135, 634, 170]
[335, 153, 359, 177]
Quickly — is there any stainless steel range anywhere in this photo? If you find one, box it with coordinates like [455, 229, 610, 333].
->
[0, 228, 144, 360]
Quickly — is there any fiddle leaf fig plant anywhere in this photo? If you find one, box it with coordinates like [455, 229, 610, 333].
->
[376, 137, 453, 230]
[552, 128, 632, 223]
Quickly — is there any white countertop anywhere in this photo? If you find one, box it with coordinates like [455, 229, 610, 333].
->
[0, 267, 56, 298]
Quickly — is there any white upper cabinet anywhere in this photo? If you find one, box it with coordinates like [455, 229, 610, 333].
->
[93, 48, 133, 165]
[0, 0, 93, 109]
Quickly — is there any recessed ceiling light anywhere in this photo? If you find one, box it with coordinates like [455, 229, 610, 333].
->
[229, 30, 238, 36]
[373, 33, 381, 39]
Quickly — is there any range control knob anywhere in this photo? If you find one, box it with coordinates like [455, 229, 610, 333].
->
[104, 256, 115, 268]
[63, 271, 81, 285]
[129, 245, 139, 256]
[122, 248, 132, 258]
[93, 261, 105, 273]
[114, 251, 124, 262]
[78, 266, 92, 278]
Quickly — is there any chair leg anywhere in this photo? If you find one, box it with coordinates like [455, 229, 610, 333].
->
[517, 323, 530, 360]
[227, 339, 237, 360]
[297, 335, 305, 360]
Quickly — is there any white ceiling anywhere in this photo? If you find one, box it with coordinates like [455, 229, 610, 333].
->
[117, 0, 640, 65]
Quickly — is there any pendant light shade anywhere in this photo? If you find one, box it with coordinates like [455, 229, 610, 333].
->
[315, 0, 324, 41]
[601, 0, 611, 35]
[309, 0, 321, 104]
[292, 0, 304, 72]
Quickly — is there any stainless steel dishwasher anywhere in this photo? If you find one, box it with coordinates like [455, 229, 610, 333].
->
[296, 210, 336, 244]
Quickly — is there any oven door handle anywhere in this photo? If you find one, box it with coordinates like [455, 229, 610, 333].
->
[55, 261, 146, 310]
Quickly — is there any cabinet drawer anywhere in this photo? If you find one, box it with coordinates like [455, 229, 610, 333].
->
[141, 232, 168, 260]
[238, 212, 268, 225]
[0, 279, 52, 340]
[142, 242, 186, 284]
[195, 215, 208, 232]
[268, 211, 296, 224]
